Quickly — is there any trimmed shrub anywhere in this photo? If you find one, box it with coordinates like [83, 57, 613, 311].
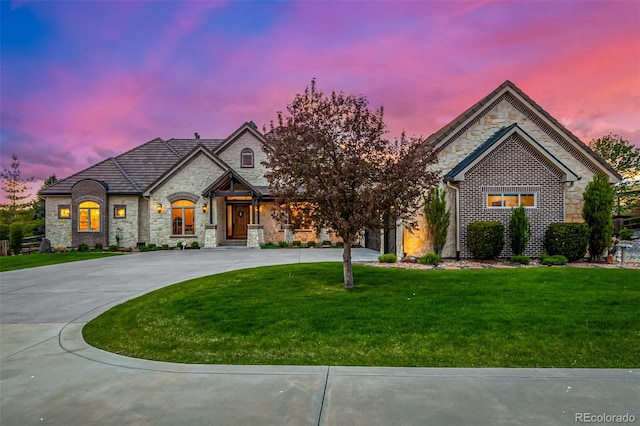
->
[161, 244, 170, 250]
[277, 241, 289, 248]
[77, 243, 90, 252]
[94, 243, 103, 251]
[292, 240, 302, 247]
[543, 223, 589, 262]
[424, 186, 450, 256]
[108, 244, 118, 252]
[582, 174, 614, 260]
[336, 241, 344, 248]
[509, 206, 531, 256]
[9, 222, 24, 255]
[140, 245, 151, 252]
[418, 253, 441, 265]
[261, 242, 277, 249]
[378, 253, 397, 263]
[306, 241, 316, 248]
[190, 241, 200, 249]
[467, 221, 504, 259]
[322, 240, 332, 247]
[509, 255, 531, 265]
[540, 253, 568, 266]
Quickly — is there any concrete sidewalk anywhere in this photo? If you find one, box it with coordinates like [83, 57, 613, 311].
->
[1, 249, 638, 425]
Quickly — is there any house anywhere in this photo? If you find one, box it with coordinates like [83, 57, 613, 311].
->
[41, 81, 620, 258]
[41, 122, 337, 250]
[399, 80, 620, 259]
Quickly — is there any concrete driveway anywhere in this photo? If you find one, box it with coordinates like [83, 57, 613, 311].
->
[1, 249, 638, 426]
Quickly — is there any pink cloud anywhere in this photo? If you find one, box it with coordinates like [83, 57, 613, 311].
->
[1, 0, 638, 205]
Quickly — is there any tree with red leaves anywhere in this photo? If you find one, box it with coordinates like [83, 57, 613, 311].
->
[263, 80, 439, 288]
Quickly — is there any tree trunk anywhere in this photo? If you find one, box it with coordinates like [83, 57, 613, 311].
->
[342, 241, 354, 289]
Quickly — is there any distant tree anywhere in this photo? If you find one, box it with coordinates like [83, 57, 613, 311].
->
[263, 79, 439, 288]
[582, 174, 614, 261]
[33, 174, 58, 220]
[509, 206, 531, 256]
[424, 186, 450, 256]
[590, 134, 640, 178]
[1, 154, 34, 215]
[9, 222, 24, 255]
[31, 175, 58, 236]
[590, 134, 640, 216]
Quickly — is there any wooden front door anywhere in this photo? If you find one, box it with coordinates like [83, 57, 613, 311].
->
[232, 205, 250, 239]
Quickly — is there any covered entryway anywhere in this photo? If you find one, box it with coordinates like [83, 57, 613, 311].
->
[202, 170, 274, 247]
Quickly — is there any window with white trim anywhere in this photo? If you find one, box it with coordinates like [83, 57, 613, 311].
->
[487, 193, 536, 208]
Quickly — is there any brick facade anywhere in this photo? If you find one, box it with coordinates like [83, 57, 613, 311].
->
[402, 84, 618, 259]
[71, 179, 109, 248]
[457, 135, 565, 258]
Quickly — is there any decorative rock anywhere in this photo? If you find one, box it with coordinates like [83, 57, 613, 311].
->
[38, 238, 52, 253]
[401, 256, 417, 263]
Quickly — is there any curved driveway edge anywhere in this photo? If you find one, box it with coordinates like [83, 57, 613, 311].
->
[1, 249, 638, 426]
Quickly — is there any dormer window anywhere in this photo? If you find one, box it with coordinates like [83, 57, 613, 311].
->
[241, 148, 254, 168]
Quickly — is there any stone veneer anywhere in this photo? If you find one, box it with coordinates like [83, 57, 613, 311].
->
[217, 132, 269, 187]
[403, 96, 600, 258]
[45, 196, 72, 248]
[109, 195, 140, 248]
[149, 154, 226, 247]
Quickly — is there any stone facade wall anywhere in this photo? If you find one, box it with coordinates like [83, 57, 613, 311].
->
[45, 196, 72, 248]
[259, 202, 342, 245]
[71, 179, 108, 248]
[149, 154, 225, 247]
[138, 197, 149, 245]
[217, 132, 269, 186]
[404, 97, 599, 258]
[108, 195, 140, 248]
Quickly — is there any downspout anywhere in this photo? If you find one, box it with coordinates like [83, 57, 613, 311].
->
[446, 181, 460, 261]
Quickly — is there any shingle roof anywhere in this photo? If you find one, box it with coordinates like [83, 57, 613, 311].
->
[41, 134, 228, 196]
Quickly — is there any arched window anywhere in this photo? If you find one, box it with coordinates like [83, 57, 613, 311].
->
[172, 200, 195, 235]
[78, 201, 100, 231]
[241, 148, 254, 168]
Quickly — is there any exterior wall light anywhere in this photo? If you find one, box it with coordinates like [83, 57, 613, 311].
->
[156, 203, 163, 213]
[202, 202, 208, 213]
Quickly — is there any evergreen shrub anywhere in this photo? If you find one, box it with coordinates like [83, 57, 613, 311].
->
[543, 223, 589, 262]
[467, 221, 504, 259]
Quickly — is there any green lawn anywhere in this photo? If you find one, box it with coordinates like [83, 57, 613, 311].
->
[0, 251, 124, 272]
[83, 263, 640, 368]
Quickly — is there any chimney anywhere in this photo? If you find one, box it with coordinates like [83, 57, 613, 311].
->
[194, 132, 200, 140]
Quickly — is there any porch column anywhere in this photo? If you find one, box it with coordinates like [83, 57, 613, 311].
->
[247, 224, 264, 248]
[204, 224, 218, 248]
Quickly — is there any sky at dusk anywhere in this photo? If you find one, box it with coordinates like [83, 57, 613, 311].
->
[1, 0, 639, 200]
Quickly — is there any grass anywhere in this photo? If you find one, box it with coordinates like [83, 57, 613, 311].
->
[0, 251, 124, 272]
[83, 263, 640, 368]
